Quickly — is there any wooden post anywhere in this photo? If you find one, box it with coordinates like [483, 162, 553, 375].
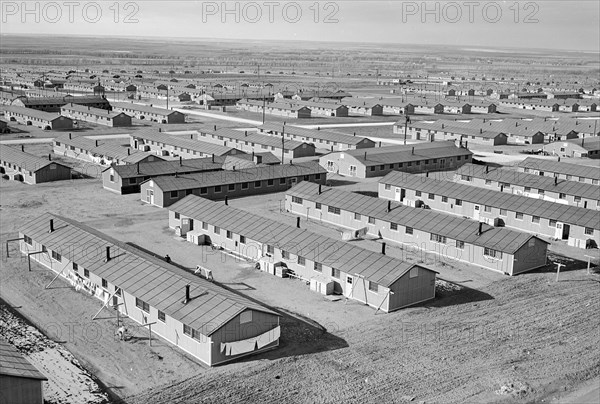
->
[374, 290, 394, 315]
[5, 237, 24, 258]
[141, 321, 157, 346]
[92, 288, 120, 320]
[554, 262, 565, 282]
[584, 255, 595, 275]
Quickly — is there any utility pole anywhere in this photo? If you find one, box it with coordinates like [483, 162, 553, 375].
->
[262, 96, 266, 124]
[166, 86, 169, 110]
[281, 123, 285, 163]
[404, 113, 410, 145]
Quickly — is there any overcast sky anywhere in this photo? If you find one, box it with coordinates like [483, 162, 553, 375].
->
[2, 1, 599, 51]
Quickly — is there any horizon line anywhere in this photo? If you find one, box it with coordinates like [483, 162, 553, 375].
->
[1, 32, 599, 54]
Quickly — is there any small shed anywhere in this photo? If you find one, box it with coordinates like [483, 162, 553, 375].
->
[0, 339, 47, 404]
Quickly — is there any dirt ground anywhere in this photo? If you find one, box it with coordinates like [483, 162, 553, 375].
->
[0, 159, 599, 403]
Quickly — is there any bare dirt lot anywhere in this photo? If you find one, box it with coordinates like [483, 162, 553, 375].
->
[1, 169, 599, 404]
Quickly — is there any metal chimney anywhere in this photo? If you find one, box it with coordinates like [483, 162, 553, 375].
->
[318, 184, 322, 195]
[105, 246, 111, 262]
[296, 217, 301, 228]
[183, 284, 190, 304]
[225, 196, 228, 205]
[49, 219, 54, 233]
[477, 222, 483, 235]
[381, 242, 386, 255]
[48, 154, 52, 161]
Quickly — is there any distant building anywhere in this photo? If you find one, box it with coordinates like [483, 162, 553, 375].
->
[130, 129, 246, 159]
[110, 101, 186, 123]
[518, 157, 600, 185]
[12, 95, 110, 112]
[140, 161, 326, 207]
[60, 104, 132, 127]
[543, 138, 600, 159]
[257, 123, 376, 151]
[236, 99, 312, 118]
[196, 127, 316, 160]
[321, 141, 472, 178]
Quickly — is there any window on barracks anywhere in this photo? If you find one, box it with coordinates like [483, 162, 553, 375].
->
[331, 268, 340, 278]
[298, 256, 305, 266]
[314, 262, 322, 272]
[51, 251, 61, 261]
[292, 196, 303, 204]
[158, 311, 166, 322]
[368, 281, 378, 293]
[135, 298, 150, 313]
[24, 235, 32, 245]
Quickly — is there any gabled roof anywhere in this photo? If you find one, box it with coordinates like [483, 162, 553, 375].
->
[106, 157, 223, 178]
[456, 164, 600, 200]
[148, 161, 325, 192]
[327, 141, 472, 166]
[110, 101, 181, 117]
[561, 137, 600, 151]
[20, 213, 277, 335]
[54, 135, 150, 162]
[380, 172, 600, 229]
[0, 339, 47, 380]
[258, 123, 372, 146]
[211, 128, 311, 150]
[2, 105, 68, 122]
[170, 195, 436, 287]
[61, 103, 129, 119]
[519, 157, 600, 181]
[287, 182, 544, 254]
[0, 145, 70, 173]
[131, 129, 244, 157]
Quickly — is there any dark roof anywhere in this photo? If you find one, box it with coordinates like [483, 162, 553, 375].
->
[456, 164, 600, 200]
[258, 123, 372, 146]
[169, 196, 436, 287]
[287, 182, 542, 254]
[19, 95, 109, 107]
[148, 161, 325, 192]
[61, 103, 129, 119]
[519, 157, 600, 181]
[0, 339, 47, 380]
[20, 213, 277, 335]
[380, 172, 600, 229]
[0, 145, 69, 173]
